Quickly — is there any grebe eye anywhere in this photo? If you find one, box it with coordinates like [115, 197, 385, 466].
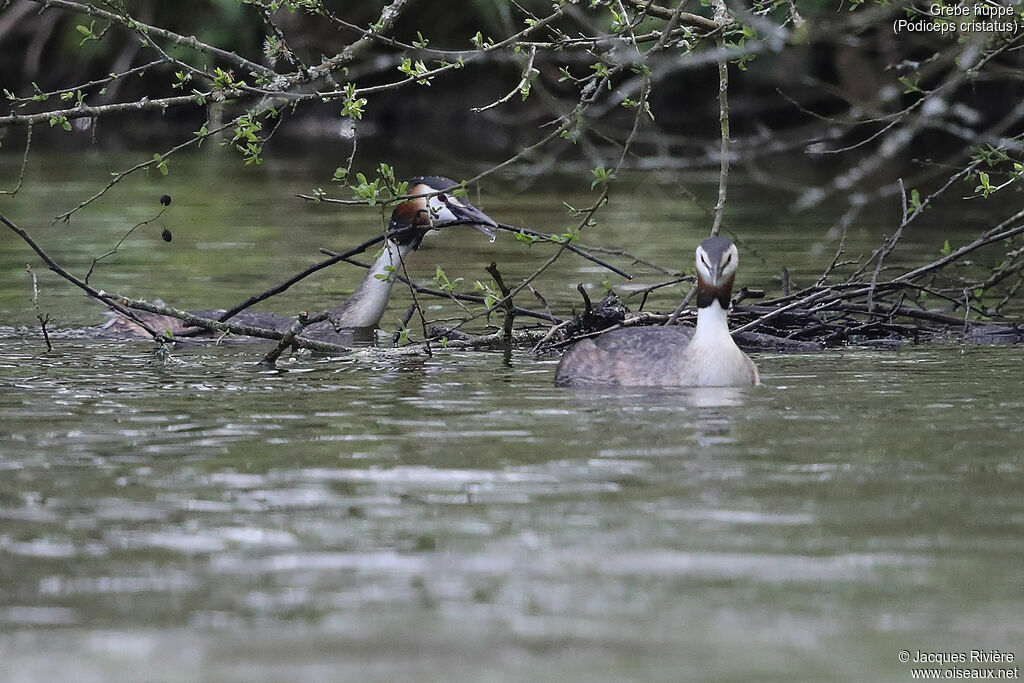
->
[436, 193, 447, 203]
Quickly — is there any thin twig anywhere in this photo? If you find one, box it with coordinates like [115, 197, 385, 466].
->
[867, 178, 909, 312]
[218, 233, 388, 323]
[0, 124, 31, 196]
[665, 283, 698, 325]
[28, 0, 273, 77]
[392, 303, 418, 346]
[709, 11, 730, 238]
[1, 213, 163, 340]
[394, 245, 432, 352]
[25, 265, 52, 352]
[730, 289, 834, 336]
[53, 119, 237, 223]
[85, 207, 169, 284]
[485, 262, 516, 345]
[219, 218, 490, 325]
[258, 312, 312, 367]
[320, 251, 562, 324]
[494, 223, 632, 279]
[472, 46, 537, 113]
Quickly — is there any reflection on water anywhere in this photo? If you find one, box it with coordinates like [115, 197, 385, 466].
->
[2, 156, 1024, 680]
[0, 331, 1022, 681]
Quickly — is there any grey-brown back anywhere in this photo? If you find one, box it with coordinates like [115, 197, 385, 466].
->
[554, 326, 694, 386]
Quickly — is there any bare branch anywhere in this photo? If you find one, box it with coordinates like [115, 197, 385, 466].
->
[28, 0, 273, 77]
[0, 123, 31, 196]
[1, 213, 163, 340]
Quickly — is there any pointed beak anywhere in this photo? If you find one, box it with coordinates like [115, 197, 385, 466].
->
[451, 201, 499, 241]
[709, 263, 723, 287]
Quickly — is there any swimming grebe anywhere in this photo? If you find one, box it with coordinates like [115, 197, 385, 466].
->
[554, 236, 759, 387]
[103, 176, 498, 343]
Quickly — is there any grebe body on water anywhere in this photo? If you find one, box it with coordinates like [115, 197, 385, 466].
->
[555, 237, 759, 387]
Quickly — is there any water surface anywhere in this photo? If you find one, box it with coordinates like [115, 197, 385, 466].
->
[1, 154, 1022, 681]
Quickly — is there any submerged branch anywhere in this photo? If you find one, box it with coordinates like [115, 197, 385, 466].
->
[116, 297, 349, 354]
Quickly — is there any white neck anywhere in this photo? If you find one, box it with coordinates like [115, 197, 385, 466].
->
[329, 239, 411, 329]
[681, 299, 757, 386]
[692, 300, 732, 345]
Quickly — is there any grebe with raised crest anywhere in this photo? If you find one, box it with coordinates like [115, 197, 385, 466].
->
[102, 176, 497, 344]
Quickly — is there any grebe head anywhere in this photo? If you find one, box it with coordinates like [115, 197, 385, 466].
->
[694, 236, 739, 309]
[388, 176, 498, 249]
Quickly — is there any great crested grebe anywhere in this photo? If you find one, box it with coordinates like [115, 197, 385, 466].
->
[554, 236, 759, 387]
[103, 176, 498, 343]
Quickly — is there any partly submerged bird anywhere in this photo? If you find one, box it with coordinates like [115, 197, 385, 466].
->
[554, 236, 759, 387]
[102, 176, 498, 344]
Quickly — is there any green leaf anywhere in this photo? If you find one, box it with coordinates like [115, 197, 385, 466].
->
[153, 153, 169, 175]
[908, 188, 923, 213]
[975, 171, 994, 197]
[48, 115, 71, 131]
[341, 83, 367, 119]
[590, 165, 615, 189]
[473, 280, 498, 309]
[433, 266, 463, 293]
[514, 231, 540, 246]
[75, 21, 97, 44]
[898, 75, 921, 94]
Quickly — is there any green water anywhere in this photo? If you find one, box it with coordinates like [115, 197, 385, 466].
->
[1, 153, 1022, 681]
